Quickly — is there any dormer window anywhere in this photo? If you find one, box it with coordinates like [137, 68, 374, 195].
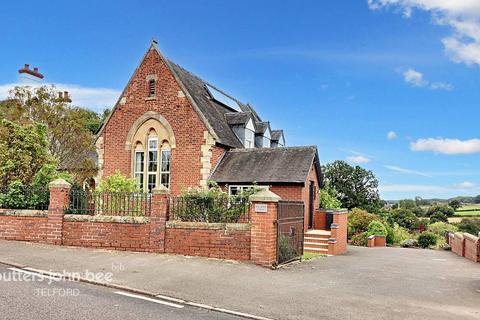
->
[149, 79, 156, 97]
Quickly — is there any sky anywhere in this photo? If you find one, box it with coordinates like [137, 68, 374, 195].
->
[1, 0, 480, 200]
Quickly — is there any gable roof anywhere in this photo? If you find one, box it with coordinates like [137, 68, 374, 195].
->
[210, 146, 321, 185]
[255, 121, 270, 135]
[96, 41, 284, 149]
[271, 130, 284, 141]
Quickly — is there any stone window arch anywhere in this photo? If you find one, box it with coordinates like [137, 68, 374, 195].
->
[127, 112, 175, 191]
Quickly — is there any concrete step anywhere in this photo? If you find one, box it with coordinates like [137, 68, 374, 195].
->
[304, 237, 329, 244]
[305, 230, 331, 239]
[304, 242, 328, 248]
[304, 247, 329, 254]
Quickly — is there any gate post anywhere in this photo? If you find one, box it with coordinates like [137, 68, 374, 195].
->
[46, 179, 71, 245]
[249, 189, 281, 267]
[149, 186, 169, 253]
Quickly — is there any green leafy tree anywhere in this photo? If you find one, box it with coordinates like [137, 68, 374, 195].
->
[322, 160, 380, 211]
[319, 186, 341, 209]
[348, 208, 379, 237]
[429, 212, 448, 223]
[367, 220, 387, 237]
[96, 171, 139, 193]
[0, 85, 103, 181]
[426, 204, 455, 218]
[389, 208, 419, 230]
[448, 200, 461, 211]
[399, 199, 416, 210]
[457, 218, 480, 235]
[0, 119, 55, 185]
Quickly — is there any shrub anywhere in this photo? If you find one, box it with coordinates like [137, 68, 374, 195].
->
[348, 208, 378, 238]
[412, 206, 426, 217]
[384, 222, 395, 245]
[0, 181, 49, 209]
[392, 224, 412, 245]
[350, 232, 368, 246]
[319, 187, 341, 209]
[417, 232, 437, 248]
[390, 208, 419, 230]
[367, 220, 387, 237]
[429, 212, 448, 223]
[96, 171, 139, 193]
[427, 222, 457, 237]
[456, 218, 480, 235]
[426, 204, 455, 218]
[278, 234, 298, 262]
[400, 239, 418, 248]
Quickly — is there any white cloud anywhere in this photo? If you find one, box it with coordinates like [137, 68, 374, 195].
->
[452, 181, 476, 189]
[368, 0, 480, 65]
[380, 182, 478, 194]
[384, 165, 432, 177]
[0, 82, 120, 112]
[403, 68, 427, 87]
[346, 155, 371, 164]
[387, 131, 397, 140]
[402, 68, 452, 90]
[410, 138, 480, 154]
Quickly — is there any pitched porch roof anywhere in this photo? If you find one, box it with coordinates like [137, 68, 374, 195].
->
[210, 146, 322, 185]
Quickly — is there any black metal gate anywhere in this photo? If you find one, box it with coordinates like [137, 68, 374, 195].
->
[276, 201, 305, 265]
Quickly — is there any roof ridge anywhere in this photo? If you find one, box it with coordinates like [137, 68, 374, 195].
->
[228, 146, 316, 153]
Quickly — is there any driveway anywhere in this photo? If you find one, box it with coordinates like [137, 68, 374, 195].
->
[0, 240, 478, 320]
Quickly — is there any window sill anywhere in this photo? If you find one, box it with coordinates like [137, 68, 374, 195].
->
[145, 96, 157, 101]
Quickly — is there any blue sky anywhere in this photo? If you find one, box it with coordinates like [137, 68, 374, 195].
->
[1, 0, 480, 200]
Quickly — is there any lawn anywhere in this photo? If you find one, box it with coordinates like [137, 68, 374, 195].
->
[455, 204, 480, 216]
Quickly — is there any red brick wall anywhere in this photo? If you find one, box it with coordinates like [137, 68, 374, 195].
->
[328, 211, 348, 255]
[463, 233, 479, 263]
[0, 214, 47, 242]
[451, 233, 465, 257]
[165, 222, 250, 260]
[250, 201, 278, 267]
[211, 145, 226, 170]
[100, 47, 212, 195]
[63, 220, 151, 252]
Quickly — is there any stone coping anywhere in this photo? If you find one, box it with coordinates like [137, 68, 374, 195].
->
[317, 209, 349, 214]
[368, 234, 386, 240]
[0, 209, 48, 217]
[463, 232, 479, 242]
[166, 220, 251, 231]
[454, 232, 465, 239]
[64, 214, 150, 224]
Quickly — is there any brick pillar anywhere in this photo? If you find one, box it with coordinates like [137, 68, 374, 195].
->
[328, 210, 348, 255]
[148, 186, 169, 253]
[46, 179, 71, 245]
[250, 189, 281, 267]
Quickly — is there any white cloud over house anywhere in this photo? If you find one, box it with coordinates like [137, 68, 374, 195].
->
[0, 82, 120, 112]
[346, 155, 371, 164]
[410, 138, 480, 154]
[368, 0, 480, 66]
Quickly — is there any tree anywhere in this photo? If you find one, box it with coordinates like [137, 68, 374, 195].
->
[448, 200, 461, 211]
[0, 119, 55, 185]
[319, 185, 342, 209]
[426, 204, 455, 218]
[0, 85, 103, 181]
[389, 208, 419, 230]
[399, 199, 416, 210]
[474, 195, 480, 204]
[322, 160, 380, 211]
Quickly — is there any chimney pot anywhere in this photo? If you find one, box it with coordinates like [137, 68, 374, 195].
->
[33, 67, 38, 72]
[64, 91, 68, 97]
[58, 92, 63, 99]
[24, 64, 29, 69]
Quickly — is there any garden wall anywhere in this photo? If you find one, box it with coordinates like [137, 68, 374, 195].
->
[165, 221, 251, 260]
[0, 209, 48, 242]
[0, 180, 285, 267]
[448, 232, 479, 263]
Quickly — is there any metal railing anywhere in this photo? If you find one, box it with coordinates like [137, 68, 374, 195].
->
[0, 185, 50, 210]
[66, 190, 152, 216]
[169, 196, 250, 223]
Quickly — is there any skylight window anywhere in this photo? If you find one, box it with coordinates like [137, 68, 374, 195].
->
[206, 84, 241, 112]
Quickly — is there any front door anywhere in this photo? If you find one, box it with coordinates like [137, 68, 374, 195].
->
[308, 181, 315, 229]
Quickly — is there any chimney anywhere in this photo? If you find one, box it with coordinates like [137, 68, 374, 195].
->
[18, 63, 44, 79]
[58, 92, 63, 99]
[24, 64, 30, 69]
[63, 91, 72, 103]
[33, 67, 38, 72]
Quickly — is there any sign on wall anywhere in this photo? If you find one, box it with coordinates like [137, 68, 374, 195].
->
[254, 203, 268, 213]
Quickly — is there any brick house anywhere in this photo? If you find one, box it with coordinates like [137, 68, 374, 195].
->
[95, 40, 322, 230]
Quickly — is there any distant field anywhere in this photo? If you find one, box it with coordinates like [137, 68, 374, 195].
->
[455, 204, 480, 216]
